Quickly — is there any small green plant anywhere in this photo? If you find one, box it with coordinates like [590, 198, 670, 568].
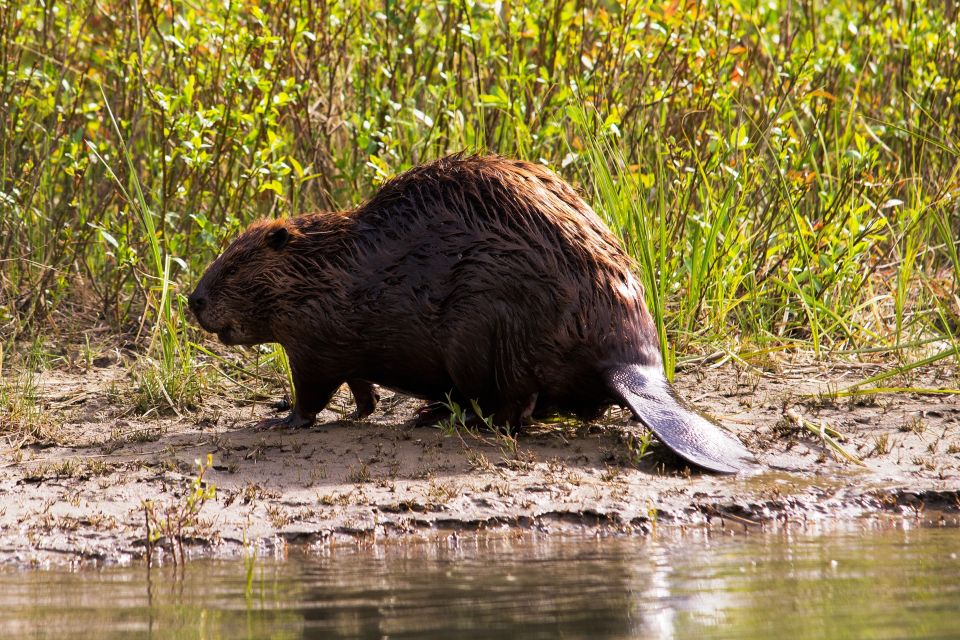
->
[0, 341, 59, 445]
[439, 394, 521, 456]
[426, 480, 460, 505]
[438, 394, 490, 436]
[626, 431, 656, 465]
[143, 454, 217, 566]
[899, 417, 927, 436]
[784, 408, 865, 466]
[0, 369, 41, 443]
[871, 434, 892, 457]
[438, 393, 469, 437]
[346, 460, 371, 484]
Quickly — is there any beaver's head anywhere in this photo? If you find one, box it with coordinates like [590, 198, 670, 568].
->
[188, 219, 301, 346]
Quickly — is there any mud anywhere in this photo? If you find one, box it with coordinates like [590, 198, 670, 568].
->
[1, 357, 958, 566]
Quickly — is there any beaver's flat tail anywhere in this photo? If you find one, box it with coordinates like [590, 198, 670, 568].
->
[604, 364, 759, 474]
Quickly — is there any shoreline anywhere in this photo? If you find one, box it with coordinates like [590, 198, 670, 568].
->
[2, 359, 958, 567]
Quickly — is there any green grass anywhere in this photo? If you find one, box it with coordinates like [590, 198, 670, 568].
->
[1, 0, 958, 423]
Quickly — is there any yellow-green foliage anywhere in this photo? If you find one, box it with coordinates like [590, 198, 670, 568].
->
[1, 0, 957, 357]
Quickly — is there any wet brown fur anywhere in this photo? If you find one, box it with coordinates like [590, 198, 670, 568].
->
[191, 154, 662, 427]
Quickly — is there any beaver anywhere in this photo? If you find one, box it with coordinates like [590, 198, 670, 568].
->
[189, 154, 757, 473]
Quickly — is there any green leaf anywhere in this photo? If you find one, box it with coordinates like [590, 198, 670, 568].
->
[258, 180, 283, 195]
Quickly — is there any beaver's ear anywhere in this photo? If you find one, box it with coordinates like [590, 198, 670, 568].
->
[265, 226, 290, 250]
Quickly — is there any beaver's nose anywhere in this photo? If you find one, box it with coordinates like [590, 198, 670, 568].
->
[188, 291, 206, 316]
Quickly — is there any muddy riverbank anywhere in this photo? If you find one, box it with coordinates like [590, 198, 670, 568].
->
[2, 357, 958, 566]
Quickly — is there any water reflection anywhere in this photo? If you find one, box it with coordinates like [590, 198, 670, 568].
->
[1, 524, 959, 639]
[293, 538, 641, 638]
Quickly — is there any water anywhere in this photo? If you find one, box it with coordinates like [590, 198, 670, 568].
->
[2, 523, 959, 639]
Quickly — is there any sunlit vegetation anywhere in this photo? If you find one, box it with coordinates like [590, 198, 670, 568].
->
[1, 0, 957, 425]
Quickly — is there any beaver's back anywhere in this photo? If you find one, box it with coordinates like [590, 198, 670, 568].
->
[336, 155, 660, 415]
